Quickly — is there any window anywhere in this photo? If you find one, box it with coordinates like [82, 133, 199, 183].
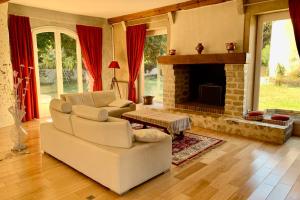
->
[141, 33, 167, 103]
[254, 12, 300, 111]
[32, 27, 89, 117]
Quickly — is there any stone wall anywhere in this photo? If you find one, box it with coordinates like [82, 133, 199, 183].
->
[0, 3, 13, 128]
[174, 65, 190, 104]
[175, 109, 292, 144]
[162, 65, 176, 108]
[224, 64, 247, 117]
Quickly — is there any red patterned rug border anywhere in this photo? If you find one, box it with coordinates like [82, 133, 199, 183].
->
[172, 131, 225, 166]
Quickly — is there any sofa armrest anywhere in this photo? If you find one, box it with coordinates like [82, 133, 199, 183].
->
[129, 103, 136, 111]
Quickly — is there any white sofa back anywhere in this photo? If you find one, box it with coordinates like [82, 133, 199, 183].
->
[49, 99, 133, 148]
[60, 90, 116, 107]
[71, 115, 133, 148]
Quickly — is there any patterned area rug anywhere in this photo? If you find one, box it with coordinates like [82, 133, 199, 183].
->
[172, 132, 224, 165]
[131, 124, 225, 166]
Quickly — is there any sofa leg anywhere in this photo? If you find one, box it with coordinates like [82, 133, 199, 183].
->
[115, 190, 129, 195]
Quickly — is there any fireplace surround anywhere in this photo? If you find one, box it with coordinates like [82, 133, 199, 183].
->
[158, 53, 248, 117]
[157, 53, 292, 144]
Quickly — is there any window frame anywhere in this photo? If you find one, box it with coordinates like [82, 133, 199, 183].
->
[32, 26, 84, 99]
[138, 29, 168, 103]
[253, 11, 291, 110]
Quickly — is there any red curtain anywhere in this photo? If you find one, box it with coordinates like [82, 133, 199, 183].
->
[289, 0, 300, 55]
[8, 15, 39, 121]
[126, 24, 147, 103]
[76, 25, 103, 91]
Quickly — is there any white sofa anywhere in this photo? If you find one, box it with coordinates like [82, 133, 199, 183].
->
[60, 90, 136, 118]
[40, 99, 172, 195]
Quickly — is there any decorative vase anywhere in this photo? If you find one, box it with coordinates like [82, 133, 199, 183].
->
[169, 49, 176, 55]
[0, 64, 31, 152]
[9, 106, 27, 151]
[225, 42, 236, 53]
[195, 43, 204, 54]
[143, 96, 155, 105]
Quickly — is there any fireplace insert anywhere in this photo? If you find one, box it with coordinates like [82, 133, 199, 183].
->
[190, 64, 226, 106]
[198, 84, 223, 106]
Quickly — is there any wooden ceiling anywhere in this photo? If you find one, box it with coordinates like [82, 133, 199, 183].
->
[108, 0, 232, 24]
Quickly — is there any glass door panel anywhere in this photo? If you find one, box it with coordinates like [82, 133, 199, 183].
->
[37, 32, 58, 101]
[36, 32, 57, 117]
[61, 33, 78, 93]
[143, 34, 167, 103]
[258, 18, 300, 111]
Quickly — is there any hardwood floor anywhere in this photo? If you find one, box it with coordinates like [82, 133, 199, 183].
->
[1, 120, 300, 200]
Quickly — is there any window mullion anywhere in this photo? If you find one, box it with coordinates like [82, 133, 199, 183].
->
[76, 39, 83, 92]
[55, 31, 63, 96]
[32, 33, 41, 99]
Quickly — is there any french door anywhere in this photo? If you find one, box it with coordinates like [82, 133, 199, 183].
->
[32, 27, 89, 117]
[254, 12, 300, 111]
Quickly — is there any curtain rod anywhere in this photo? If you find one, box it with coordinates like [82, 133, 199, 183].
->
[9, 13, 106, 27]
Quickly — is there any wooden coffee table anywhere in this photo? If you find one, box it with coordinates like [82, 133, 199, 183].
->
[122, 109, 191, 138]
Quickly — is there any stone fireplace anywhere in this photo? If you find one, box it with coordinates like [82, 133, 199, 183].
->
[156, 53, 292, 144]
[159, 53, 247, 117]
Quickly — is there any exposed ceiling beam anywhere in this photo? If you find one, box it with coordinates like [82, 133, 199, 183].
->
[235, 0, 245, 14]
[168, 11, 176, 24]
[108, 0, 232, 24]
[0, 0, 9, 4]
[121, 21, 127, 31]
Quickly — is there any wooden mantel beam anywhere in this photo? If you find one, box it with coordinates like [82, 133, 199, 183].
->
[108, 0, 232, 24]
[0, 0, 9, 4]
[157, 53, 250, 65]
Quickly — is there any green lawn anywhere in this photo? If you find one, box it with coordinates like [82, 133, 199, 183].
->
[144, 76, 163, 102]
[259, 84, 300, 111]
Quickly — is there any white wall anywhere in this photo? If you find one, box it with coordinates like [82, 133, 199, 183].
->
[0, 3, 13, 128]
[170, 1, 244, 54]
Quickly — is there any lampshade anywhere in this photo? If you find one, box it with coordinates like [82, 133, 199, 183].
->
[108, 61, 120, 69]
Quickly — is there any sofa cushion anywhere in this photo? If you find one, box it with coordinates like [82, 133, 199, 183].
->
[133, 129, 168, 142]
[50, 99, 72, 113]
[108, 99, 133, 108]
[92, 90, 116, 107]
[271, 114, 290, 121]
[61, 93, 84, 105]
[248, 111, 264, 116]
[73, 105, 108, 122]
[82, 92, 95, 106]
